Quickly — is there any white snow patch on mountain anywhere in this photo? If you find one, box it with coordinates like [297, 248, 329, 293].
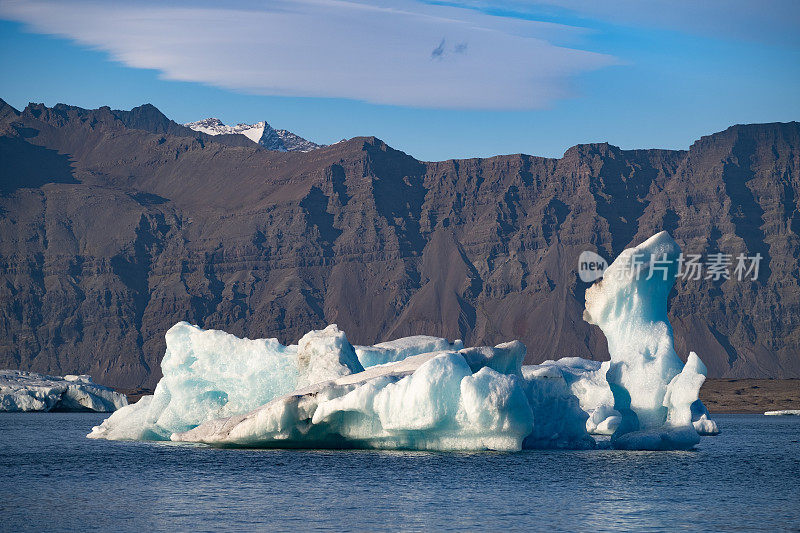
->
[185, 118, 322, 152]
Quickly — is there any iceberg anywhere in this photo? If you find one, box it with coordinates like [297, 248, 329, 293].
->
[174, 351, 538, 451]
[583, 231, 715, 449]
[0, 371, 127, 412]
[89, 323, 362, 440]
[90, 231, 717, 451]
[764, 410, 800, 416]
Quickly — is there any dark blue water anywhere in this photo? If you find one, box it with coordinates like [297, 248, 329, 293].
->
[1, 413, 798, 532]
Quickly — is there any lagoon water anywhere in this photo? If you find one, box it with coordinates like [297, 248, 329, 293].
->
[1, 413, 798, 531]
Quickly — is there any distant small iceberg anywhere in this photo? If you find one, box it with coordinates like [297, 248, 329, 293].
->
[764, 410, 800, 416]
[0, 371, 128, 412]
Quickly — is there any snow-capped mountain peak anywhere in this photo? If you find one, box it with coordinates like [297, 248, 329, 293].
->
[185, 118, 322, 152]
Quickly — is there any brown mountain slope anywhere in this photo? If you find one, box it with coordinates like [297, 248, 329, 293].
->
[0, 99, 798, 387]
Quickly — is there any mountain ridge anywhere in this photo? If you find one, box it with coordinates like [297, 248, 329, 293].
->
[185, 116, 323, 152]
[1, 98, 798, 387]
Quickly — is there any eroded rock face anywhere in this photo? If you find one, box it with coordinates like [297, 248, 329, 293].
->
[1, 98, 798, 388]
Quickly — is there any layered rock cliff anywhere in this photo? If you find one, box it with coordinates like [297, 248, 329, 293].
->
[1, 98, 797, 387]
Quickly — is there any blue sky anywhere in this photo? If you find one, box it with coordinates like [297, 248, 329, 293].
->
[0, 0, 798, 161]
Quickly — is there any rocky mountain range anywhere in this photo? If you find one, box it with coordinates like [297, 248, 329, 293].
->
[1, 98, 798, 388]
[185, 117, 323, 152]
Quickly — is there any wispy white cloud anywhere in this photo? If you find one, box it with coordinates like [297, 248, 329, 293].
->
[0, 0, 617, 109]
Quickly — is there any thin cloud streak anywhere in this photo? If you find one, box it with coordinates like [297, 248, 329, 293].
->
[454, 0, 800, 47]
[0, 0, 617, 109]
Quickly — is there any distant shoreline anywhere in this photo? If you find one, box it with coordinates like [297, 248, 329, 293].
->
[700, 379, 800, 414]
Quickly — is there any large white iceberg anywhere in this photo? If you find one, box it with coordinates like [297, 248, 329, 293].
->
[88, 323, 362, 440]
[90, 231, 717, 451]
[0, 371, 127, 412]
[174, 350, 540, 451]
[581, 232, 717, 449]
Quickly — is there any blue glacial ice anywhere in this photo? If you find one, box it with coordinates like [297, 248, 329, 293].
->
[89, 231, 717, 450]
[88, 323, 361, 440]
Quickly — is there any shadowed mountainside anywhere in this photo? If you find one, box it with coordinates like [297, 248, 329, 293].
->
[1, 98, 798, 388]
